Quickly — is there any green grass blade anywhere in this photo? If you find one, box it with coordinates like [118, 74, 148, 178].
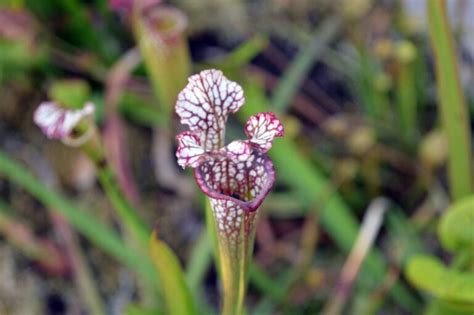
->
[96, 166, 150, 249]
[355, 49, 389, 120]
[119, 93, 168, 127]
[204, 198, 221, 275]
[0, 150, 150, 275]
[427, 0, 473, 200]
[203, 34, 268, 71]
[80, 135, 151, 250]
[185, 232, 215, 315]
[272, 17, 341, 114]
[249, 264, 289, 301]
[396, 42, 418, 143]
[149, 232, 198, 315]
[239, 79, 419, 310]
[185, 229, 213, 293]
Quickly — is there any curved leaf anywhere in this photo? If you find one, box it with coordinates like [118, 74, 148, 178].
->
[438, 195, 474, 252]
[406, 255, 474, 309]
[426, 300, 474, 315]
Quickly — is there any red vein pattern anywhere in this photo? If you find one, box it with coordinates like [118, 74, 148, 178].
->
[34, 102, 95, 146]
[223, 140, 252, 162]
[175, 69, 284, 240]
[245, 112, 285, 152]
[176, 69, 244, 151]
[195, 151, 275, 239]
[176, 131, 205, 168]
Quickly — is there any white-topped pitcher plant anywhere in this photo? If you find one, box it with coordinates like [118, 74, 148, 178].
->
[175, 69, 284, 315]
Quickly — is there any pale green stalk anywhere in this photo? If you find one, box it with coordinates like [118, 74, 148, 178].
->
[218, 213, 257, 315]
[427, 0, 473, 200]
[397, 64, 417, 141]
[80, 133, 150, 249]
[396, 41, 418, 143]
[205, 198, 255, 315]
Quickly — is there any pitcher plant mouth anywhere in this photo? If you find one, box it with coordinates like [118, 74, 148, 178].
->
[194, 150, 275, 212]
[142, 5, 188, 45]
[34, 101, 96, 147]
[175, 69, 284, 213]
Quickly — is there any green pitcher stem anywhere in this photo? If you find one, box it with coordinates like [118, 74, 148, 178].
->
[80, 131, 150, 249]
[219, 238, 251, 315]
[96, 165, 150, 248]
[215, 211, 257, 315]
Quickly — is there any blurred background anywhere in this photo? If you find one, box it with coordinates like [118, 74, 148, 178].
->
[0, 0, 473, 314]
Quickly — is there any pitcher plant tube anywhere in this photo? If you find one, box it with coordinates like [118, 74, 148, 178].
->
[175, 69, 284, 315]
